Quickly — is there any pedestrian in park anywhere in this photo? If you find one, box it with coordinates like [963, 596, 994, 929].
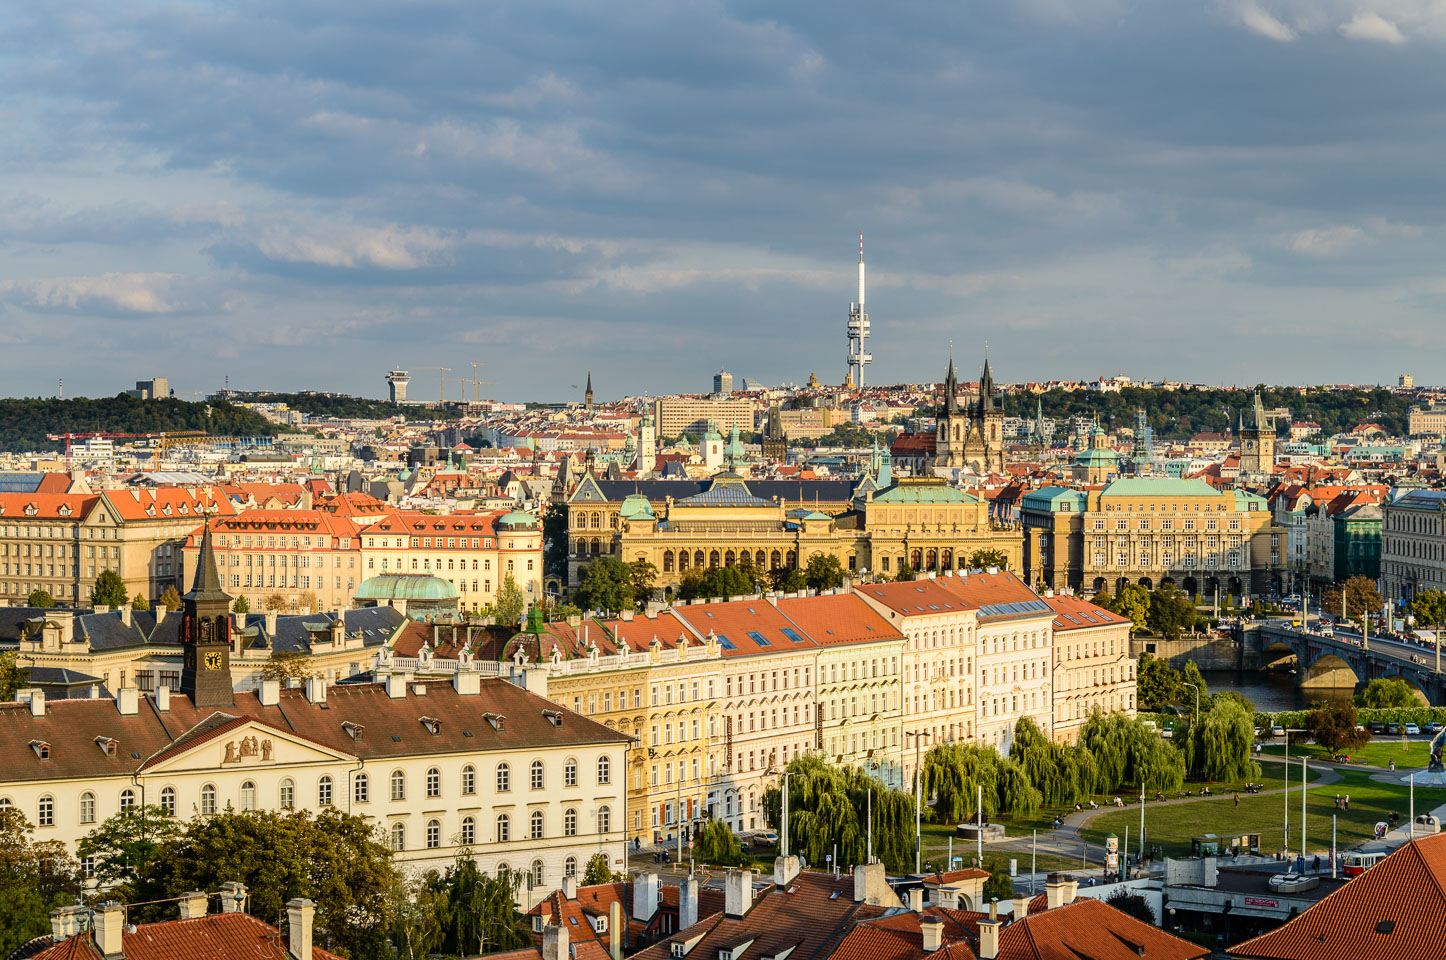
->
[1334, 793, 1341, 810]
[1344, 794, 1351, 810]
[1234, 793, 1240, 807]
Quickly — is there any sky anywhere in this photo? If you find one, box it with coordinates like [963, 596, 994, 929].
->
[3, 0, 1445, 402]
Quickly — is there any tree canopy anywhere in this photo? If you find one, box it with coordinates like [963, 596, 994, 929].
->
[495, 572, 527, 624]
[1413, 589, 1446, 630]
[0, 808, 81, 957]
[1308, 700, 1370, 752]
[78, 805, 183, 886]
[1180, 696, 1261, 784]
[693, 818, 748, 866]
[93, 569, 129, 608]
[803, 553, 846, 591]
[0, 394, 283, 451]
[1324, 576, 1383, 622]
[1359, 677, 1419, 708]
[159, 585, 182, 610]
[762, 755, 916, 873]
[26, 589, 53, 608]
[574, 556, 637, 614]
[0, 652, 24, 701]
[967, 548, 1009, 571]
[391, 859, 528, 960]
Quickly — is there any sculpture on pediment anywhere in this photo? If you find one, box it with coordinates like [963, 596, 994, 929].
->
[224, 741, 238, 763]
[261, 739, 273, 761]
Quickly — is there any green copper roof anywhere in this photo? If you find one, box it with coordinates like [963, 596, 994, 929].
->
[1073, 447, 1120, 466]
[497, 510, 538, 528]
[873, 480, 977, 504]
[354, 574, 459, 602]
[1021, 486, 1089, 511]
[619, 494, 655, 520]
[1101, 477, 1225, 498]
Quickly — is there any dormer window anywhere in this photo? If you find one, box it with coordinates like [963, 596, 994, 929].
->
[24, 504, 37, 516]
[421, 716, 441, 736]
[342, 721, 365, 742]
[95, 737, 118, 758]
[543, 710, 563, 728]
[58, 505, 71, 517]
[592, 916, 608, 933]
[484, 712, 506, 731]
[29, 740, 50, 760]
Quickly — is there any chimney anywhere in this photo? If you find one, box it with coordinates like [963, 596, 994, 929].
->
[29, 690, 45, 717]
[119, 605, 132, 628]
[452, 671, 480, 696]
[220, 881, 248, 913]
[542, 923, 569, 960]
[179, 890, 208, 919]
[265, 611, 278, 634]
[1044, 874, 1077, 910]
[853, 862, 899, 906]
[259, 678, 281, 707]
[679, 876, 699, 930]
[116, 687, 139, 716]
[920, 916, 944, 953]
[1012, 896, 1029, 920]
[773, 855, 800, 887]
[286, 898, 314, 960]
[908, 888, 924, 912]
[632, 873, 660, 921]
[724, 868, 754, 919]
[609, 901, 622, 960]
[305, 676, 327, 703]
[93, 902, 126, 958]
[978, 920, 1002, 960]
[155, 685, 170, 712]
[386, 672, 408, 699]
[562, 875, 578, 900]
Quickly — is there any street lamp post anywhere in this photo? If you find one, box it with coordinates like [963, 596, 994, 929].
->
[1281, 728, 1307, 850]
[905, 731, 931, 874]
[780, 772, 793, 859]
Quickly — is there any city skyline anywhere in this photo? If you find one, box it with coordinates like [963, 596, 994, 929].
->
[4, 3, 1446, 399]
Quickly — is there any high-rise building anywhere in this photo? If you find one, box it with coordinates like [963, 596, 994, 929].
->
[1400, 373, 1414, 388]
[846, 233, 871, 389]
[126, 377, 169, 400]
[713, 370, 733, 395]
[386, 369, 410, 403]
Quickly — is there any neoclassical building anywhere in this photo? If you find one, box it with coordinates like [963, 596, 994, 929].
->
[570, 472, 1021, 593]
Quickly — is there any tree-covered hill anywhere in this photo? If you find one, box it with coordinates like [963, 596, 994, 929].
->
[0, 396, 285, 451]
[240, 392, 447, 421]
[990, 386, 1417, 441]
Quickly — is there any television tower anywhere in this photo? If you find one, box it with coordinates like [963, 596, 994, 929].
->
[846, 232, 872, 389]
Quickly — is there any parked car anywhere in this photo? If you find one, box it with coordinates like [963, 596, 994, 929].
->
[1271, 725, 1286, 738]
[1387, 723, 1402, 735]
[1406, 724, 1422, 736]
[1429, 723, 1443, 734]
[1369, 722, 1385, 734]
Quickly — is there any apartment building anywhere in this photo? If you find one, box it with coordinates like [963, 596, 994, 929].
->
[653, 397, 756, 438]
[360, 510, 544, 612]
[182, 511, 363, 613]
[1045, 592, 1135, 743]
[1381, 489, 1446, 604]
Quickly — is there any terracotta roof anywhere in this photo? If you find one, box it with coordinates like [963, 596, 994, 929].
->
[25, 912, 344, 960]
[772, 594, 904, 647]
[0, 493, 99, 520]
[1229, 833, 1446, 960]
[99, 487, 235, 522]
[857, 580, 974, 618]
[1042, 594, 1127, 632]
[671, 600, 821, 657]
[994, 897, 1206, 960]
[934, 570, 1050, 621]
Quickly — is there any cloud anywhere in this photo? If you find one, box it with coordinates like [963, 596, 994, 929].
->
[1234, 2, 1298, 41]
[253, 224, 456, 270]
[1340, 12, 1407, 43]
[1282, 226, 1367, 256]
[0, 273, 198, 315]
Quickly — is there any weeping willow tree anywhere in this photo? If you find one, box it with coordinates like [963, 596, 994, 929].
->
[1180, 696, 1262, 784]
[1078, 711, 1186, 794]
[1009, 717, 1104, 807]
[761, 755, 916, 873]
[921, 742, 1000, 822]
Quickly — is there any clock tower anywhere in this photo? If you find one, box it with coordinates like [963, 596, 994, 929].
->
[179, 522, 235, 708]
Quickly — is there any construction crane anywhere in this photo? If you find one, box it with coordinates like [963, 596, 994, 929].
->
[415, 366, 451, 405]
[467, 361, 496, 405]
[46, 432, 164, 471]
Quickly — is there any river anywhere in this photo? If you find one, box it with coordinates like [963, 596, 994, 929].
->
[1200, 670, 1354, 713]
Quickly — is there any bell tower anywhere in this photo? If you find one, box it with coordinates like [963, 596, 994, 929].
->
[179, 521, 235, 708]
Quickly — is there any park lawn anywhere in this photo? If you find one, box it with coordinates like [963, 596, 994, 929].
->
[1259, 739, 1431, 769]
[1081, 770, 1446, 859]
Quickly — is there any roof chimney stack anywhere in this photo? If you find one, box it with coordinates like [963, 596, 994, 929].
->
[93, 902, 126, 958]
[920, 916, 944, 953]
[286, 898, 314, 960]
[179, 890, 208, 919]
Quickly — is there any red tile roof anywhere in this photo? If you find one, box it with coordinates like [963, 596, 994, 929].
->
[772, 594, 904, 647]
[857, 580, 974, 619]
[934, 570, 1048, 620]
[1042, 594, 1127, 632]
[25, 912, 344, 960]
[994, 897, 1206, 960]
[671, 600, 821, 657]
[1229, 833, 1446, 960]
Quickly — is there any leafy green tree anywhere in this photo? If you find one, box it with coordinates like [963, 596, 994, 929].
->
[1308, 700, 1370, 752]
[495, 572, 526, 624]
[921, 742, 1041, 822]
[232, 594, 250, 614]
[763, 755, 916, 873]
[574, 556, 635, 614]
[1360, 677, 1418, 708]
[695, 565, 756, 600]
[1092, 589, 1114, 611]
[159, 585, 182, 611]
[768, 567, 808, 592]
[1180, 661, 1208, 704]
[130, 592, 150, 611]
[1114, 585, 1150, 633]
[398, 859, 528, 960]
[93, 569, 129, 608]
[581, 852, 615, 886]
[629, 559, 659, 603]
[894, 564, 917, 582]
[1147, 585, 1198, 639]
[1078, 712, 1186, 794]
[693, 818, 748, 866]
[1180, 696, 1261, 784]
[1105, 888, 1156, 924]
[78, 805, 183, 885]
[1412, 589, 1446, 641]
[968, 548, 1009, 571]
[132, 809, 396, 958]
[0, 808, 81, 957]
[982, 860, 1014, 903]
[0, 651, 24, 701]
[1134, 653, 1179, 710]
[26, 589, 54, 608]
[260, 650, 317, 682]
[1323, 576, 1383, 621]
[542, 504, 569, 580]
[803, 553, 846, 591]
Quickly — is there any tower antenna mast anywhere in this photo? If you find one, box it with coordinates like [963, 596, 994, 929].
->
[846, 232, 872, 390]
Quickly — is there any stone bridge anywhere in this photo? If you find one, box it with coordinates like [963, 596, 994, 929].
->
[1247, 624, 1444, 705]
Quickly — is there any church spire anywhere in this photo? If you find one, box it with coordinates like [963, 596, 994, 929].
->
[584, 371, 594, 412]
[943, 349, 960, 415]
[978, 357, 996, 413]
[184, 520, 231, 604]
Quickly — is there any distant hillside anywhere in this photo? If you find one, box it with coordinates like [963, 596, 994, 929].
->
[0, 396, 285, 452]
[243, 392, 447, 421]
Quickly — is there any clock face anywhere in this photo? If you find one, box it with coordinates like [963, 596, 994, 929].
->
[204, 652, 223, 670]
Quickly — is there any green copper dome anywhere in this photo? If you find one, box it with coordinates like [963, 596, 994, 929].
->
[354, 574, 458, 602]
[497, 509, 538, 529]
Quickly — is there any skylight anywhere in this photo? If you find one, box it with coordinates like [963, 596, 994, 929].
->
[747, 630, 771, 647]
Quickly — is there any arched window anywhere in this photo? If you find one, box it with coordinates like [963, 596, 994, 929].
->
[596, 756, 610, 785]
[496, 813, 511, 843]
[462, 765, 476, 795]
[461, 816, 476, 845]
[530, 760, 544, 790]
[530, 810, 544, 840]
[354, 773, 369, 804]
[201, 784, 217, 816]
[80, 792, 96, 824]
[390, 770, 406, 801]
[565, 855, 577, 878]
[318, 776, 333, 807]
[663, 552, 674, 573]
[497, 762, 511, 792]
[426, 767, 441, 798]
[160, 786, 176, 816]
[119, 788, 136, 812]
[427, 819, 441, 849]
[597, 805, 611, 835]
[564, 808, 578, 837]
[0, 798, 11, 811]
[390, 822, 405, 852]
[279, 779, 296, 810]
[38, 795, 54, 826]
[531, 859, 544, 889]
[239, 781, 256, 812]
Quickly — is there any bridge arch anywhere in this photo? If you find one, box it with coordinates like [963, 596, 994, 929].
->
[1301, 652, 1360, 691]
[1378, 668, 1432, 706]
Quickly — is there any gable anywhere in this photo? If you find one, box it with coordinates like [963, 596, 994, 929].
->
[140, 716, 355, 774]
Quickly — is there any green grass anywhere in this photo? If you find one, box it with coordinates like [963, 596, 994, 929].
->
[1259, 739, 1431, 769]
[1082, 770, 1446, 858]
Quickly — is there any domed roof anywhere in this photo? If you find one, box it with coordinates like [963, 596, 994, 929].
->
[354, 574, 458, 602]
[497, 509, 538, 529]
[619, 494, 654, 520]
